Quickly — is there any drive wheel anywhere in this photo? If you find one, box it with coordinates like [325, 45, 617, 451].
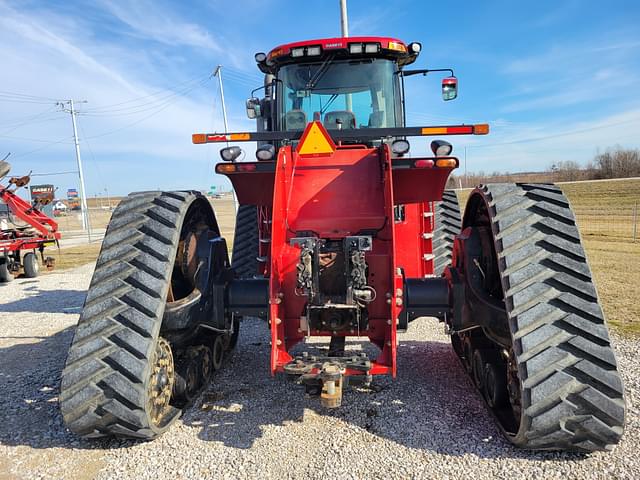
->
[450, 183, 625, 452]
[147, 338, 175, 427]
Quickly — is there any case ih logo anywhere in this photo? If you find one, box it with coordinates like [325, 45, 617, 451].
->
[30, 184, 55, 200]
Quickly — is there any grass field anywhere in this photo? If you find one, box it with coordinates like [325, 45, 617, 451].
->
[46, 181, 639, 336]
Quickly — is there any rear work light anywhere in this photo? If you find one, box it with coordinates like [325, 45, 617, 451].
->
[291, 47, 305, 58]
[306, 46, 322, 56]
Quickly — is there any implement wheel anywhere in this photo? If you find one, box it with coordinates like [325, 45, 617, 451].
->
[0, 259, 13, 283]
[450, 183, 625, 452]
[23, 252, 39, 278]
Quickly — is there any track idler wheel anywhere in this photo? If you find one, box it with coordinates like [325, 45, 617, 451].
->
[212, 335, 225, 371]
[173, 345, 214, 407]
[471, 349, 486, 391]
[461, 336, 473, 374]
[484, 361, 508, 409]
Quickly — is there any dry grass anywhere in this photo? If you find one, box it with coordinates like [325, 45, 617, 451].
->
[46, 242, 103, 271]
[583, 239, 640, 336]
[455, 181, 640, 336]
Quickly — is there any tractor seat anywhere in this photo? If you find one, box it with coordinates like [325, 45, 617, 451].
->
[285, 110, 307, 130]
[368, 111, 385, 128]
[324, 111, 356, 129]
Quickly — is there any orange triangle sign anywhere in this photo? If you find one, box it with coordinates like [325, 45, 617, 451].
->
[296, 121, 336, 157]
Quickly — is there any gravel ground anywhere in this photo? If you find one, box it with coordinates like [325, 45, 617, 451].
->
[1, 266, 639, 479]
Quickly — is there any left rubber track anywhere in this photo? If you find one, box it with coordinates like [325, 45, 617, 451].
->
[60, 191, 201, 439]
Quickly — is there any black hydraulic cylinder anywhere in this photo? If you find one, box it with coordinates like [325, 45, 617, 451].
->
[227, 278, 269, 318]
[404, 277, 450, 322]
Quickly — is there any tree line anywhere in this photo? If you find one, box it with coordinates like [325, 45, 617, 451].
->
[448, 147, 640, 188]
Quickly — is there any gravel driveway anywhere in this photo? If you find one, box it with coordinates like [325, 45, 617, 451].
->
[1, 266, 638, 479]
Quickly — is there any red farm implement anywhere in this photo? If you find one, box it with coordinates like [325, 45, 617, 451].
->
[0, 160, 60, 281]
[60, 36, 624, 451]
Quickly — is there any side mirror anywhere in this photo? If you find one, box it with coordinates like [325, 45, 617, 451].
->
[246, 98, 262, 119]
[442, 76, 458, 101]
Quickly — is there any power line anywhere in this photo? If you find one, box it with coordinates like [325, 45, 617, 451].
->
[31, 170, 79, 176]
[9, 137, 72, 160]
[0, 90, 60, 102]
[0, 134, 72, 144]
[0, 106, 59, 135]
[81, 73, 212, 115]
[79, 77, 211, 117]
[467, 116, 640, 149]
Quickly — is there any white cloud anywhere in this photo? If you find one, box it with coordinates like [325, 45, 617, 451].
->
[0, 2, 254, 195]
[99, 0, 222, 52]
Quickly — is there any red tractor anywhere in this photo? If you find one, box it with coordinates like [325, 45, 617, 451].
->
[0, 160, 59, 281]
[60, 37, 624, 451]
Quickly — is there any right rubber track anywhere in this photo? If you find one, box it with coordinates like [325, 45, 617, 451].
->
[433, 190, 462, 276]
[477, 183, 625, 451]
[231, 204, 259, 278]
[60, 191, 198, 439]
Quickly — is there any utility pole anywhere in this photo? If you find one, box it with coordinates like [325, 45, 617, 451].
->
[213, 65, 237, 212]
[213, 66, 230, 145]
[339, 0, 352, 112]
[60, 99, 92, 242]
[340, 0, 349, 36]
[105, 187, 111, 210]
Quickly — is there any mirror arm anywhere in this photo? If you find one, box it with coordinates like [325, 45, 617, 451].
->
[402, 68, 455, 77]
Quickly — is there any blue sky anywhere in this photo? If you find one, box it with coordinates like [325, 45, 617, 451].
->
[1, 0, 640, 197]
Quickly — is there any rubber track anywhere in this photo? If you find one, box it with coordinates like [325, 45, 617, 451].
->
[231, 204, 259, 278]
[433, 190, 462, 276]
[60, 191, 200, 439]
[480, 183, 625, 451]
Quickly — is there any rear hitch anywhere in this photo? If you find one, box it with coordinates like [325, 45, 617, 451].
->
[283, 352, 372, 408]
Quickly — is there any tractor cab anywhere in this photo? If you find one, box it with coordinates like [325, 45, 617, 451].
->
[247, 37, 456, 137]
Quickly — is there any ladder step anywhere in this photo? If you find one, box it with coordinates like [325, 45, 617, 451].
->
[422, 233, 434, 239]
[423, 254, 435, 261]
[423, 212, 433, 218]
[259, 238, 271, 244]
[256, 256, 268, 263]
